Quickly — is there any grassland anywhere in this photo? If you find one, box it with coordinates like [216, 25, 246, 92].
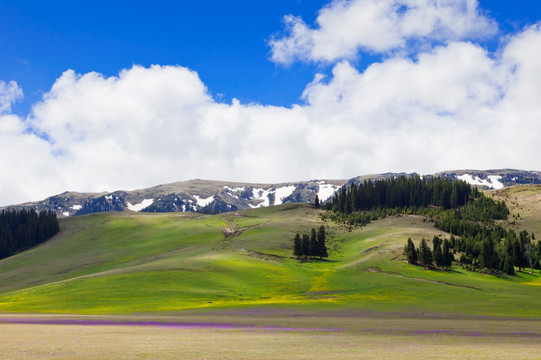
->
[0, 186, 541, 317]
[492, 184, 541, 236]
[1, 186, 541, 358]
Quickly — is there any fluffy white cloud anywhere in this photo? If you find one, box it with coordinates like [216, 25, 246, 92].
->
[269, 0, 497, 64]
[1, 5, 540, 206]
[299, 24, 541, 173]
[0, 81, 23, 113]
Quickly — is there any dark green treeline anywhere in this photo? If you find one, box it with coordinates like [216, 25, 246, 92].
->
[326, 175, 475, 213]
[0, 209, 60, 260]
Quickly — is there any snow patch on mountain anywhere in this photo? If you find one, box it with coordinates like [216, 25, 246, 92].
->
[318, 181, 341, 201]
[71, 205, 82, 210]
[250, 188, 273, 208]
[224, 186, 245, 192]
[274, 186, 296, 205]
[223, 186, 246, 199]
[457, 174, 504, 190]
[127, 199, 154, 212]
[193, 195, 215, 207]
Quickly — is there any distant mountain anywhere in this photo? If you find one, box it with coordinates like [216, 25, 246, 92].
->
[435, 169, 541, 189]
[2, 179, 345, 218]
[3, 169, 540, 218]
[348, 169, 541, 190]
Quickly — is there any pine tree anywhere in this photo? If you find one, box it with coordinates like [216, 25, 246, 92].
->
[302, 234, 311, 258]
[479, 238, 497, 270]
[314, 195, 320, 209]
[310, 228, 318, 258]
[433, 236, 443, 267]
[317, 225, 328, 259]
[513, 239, 525, 271]
[404, 238, 417, 264]
[293, 233, 302, 258]
[503, 257, 515, 275]
[442, 239, 453, 268]
[418, 239, 433, 267]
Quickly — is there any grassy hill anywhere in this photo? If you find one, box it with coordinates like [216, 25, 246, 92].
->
[1, 186, 541, 316]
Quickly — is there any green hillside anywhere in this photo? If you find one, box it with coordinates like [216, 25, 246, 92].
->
[0, 187, 541, 316]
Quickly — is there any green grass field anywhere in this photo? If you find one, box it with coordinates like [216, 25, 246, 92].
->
[0, 187, 541, 317]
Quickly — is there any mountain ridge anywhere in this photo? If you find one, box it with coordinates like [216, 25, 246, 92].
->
[3, 169, 540, 217]
[3, 178, 346, 217]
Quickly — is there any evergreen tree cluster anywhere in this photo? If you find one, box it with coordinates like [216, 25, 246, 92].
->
[405, 229, 540, 275]
[452, 229, 541, 275]
[0, 209, 60, 260]
[429, 203, 535, 275]
[404, 236, 454, 268]
[293, 225, 328, 259]
[327, 175, 475, 213]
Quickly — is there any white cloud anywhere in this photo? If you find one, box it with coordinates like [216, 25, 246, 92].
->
[0, 81, 23, 113]
[0, 4, 540, 207]
[269, 0, 497, 64]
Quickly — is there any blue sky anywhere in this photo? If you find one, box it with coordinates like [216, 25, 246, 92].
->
[1, 0, 329, 114]
[2, 0, 539, 115]
[0, 0, 541, 205]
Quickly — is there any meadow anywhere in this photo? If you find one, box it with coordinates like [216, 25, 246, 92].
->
[1, 186, 541, 358]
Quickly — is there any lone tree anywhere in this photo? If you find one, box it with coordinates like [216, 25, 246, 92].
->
[314, 194, 320, 208]
[404, 238, 417, 264]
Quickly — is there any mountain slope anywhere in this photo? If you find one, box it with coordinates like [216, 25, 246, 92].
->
[0, 185, 541, 315]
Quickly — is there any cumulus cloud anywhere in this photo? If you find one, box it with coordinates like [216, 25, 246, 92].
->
[0, 65, 318, 204]
[1, 3, 540, 206]
[0, 80, 23, 113]
[269, 0, 498, 64]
